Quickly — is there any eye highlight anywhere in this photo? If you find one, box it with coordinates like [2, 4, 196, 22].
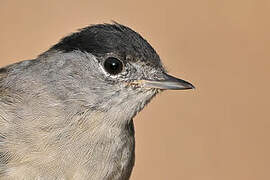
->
[103, 57, 123, 75]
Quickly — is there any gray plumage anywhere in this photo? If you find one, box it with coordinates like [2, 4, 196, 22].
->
[0, 23, 194, 179]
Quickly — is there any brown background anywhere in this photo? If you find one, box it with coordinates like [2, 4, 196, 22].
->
[1, 0, 270, 179]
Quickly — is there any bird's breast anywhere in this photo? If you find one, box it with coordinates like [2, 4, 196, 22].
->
[73, 120, 135, 179]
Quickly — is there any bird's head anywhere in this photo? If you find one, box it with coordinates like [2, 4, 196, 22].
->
[40, 23, 194, 121]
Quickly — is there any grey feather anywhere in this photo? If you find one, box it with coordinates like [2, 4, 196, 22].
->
[0, 24, 161, 179]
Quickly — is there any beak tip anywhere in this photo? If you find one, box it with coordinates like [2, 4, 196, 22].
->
[175, 83, 195, 90]
[163, 73, 195, 90]
[188, 83, 195, 90]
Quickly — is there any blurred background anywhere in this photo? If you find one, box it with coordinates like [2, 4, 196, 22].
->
[1, 0, 270, 179]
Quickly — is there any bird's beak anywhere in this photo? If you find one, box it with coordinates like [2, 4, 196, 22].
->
[141, 73, 195, 90]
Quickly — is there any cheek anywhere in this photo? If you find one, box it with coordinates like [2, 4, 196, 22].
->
[117, 89, 159, 119]
[124, 89, 158, 108]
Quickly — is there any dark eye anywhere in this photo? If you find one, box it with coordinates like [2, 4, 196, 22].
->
[103, 57, 123, 75]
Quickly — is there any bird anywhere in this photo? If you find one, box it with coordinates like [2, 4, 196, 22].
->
[0, 23, 194, 179]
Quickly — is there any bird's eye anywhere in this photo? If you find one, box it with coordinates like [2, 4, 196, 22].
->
[103, 57, 123, 75]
